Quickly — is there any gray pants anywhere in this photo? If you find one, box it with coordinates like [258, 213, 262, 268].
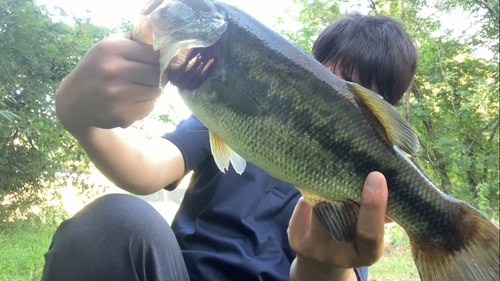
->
[41, 194, 190, 281]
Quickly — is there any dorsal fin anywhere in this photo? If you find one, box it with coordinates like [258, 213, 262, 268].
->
[347, 82, 420, 156]
[209, 131, 246, 174]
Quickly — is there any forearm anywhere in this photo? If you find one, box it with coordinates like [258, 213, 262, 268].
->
[72, 127, 184, 195]
[290, 255, 357, 281]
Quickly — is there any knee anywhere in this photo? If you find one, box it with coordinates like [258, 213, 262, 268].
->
[56, 194, 171, 240]
[42, 194, 183, 281]
[71, 193, 170, 236]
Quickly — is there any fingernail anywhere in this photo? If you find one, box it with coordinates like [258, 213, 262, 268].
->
[366, 174, 381, 193]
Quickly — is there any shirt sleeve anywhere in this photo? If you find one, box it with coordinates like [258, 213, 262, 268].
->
[355, 267, 368, 281]
[162, 115, 211, 174]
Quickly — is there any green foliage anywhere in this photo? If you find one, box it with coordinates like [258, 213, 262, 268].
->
[0, 211, 64, 280]
[277, 0, 499, 219]
[369, 250, 419, 281]
[0, 0, 109, 221]
[368, 223, 419, 280]
[275, 0, 346, 51]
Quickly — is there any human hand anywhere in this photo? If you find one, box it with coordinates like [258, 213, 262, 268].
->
[55, 33, 161, 134]
[288, 172, 388, 281]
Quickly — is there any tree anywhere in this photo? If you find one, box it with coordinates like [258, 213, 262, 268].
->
[0, 0, 109, 221]
[276, 0, 499, 219]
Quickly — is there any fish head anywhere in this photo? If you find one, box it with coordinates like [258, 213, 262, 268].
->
[132, 0, 228, 90]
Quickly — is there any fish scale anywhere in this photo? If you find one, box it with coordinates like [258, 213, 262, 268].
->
[132, 0, 499, 280]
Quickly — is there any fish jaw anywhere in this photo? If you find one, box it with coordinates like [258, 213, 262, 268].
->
[131, 0, 165, 45]
[131, 0, 228, 88]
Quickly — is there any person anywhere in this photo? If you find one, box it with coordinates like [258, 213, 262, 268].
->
[41, 13, 417, 281]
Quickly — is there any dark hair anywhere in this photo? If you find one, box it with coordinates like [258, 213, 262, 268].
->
[312, 14, 418, 105]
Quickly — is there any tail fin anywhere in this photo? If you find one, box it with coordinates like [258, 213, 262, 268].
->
[409, 203, 499, 281]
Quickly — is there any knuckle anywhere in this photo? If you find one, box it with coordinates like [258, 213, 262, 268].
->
[116, 115, 134, 128]
[288, 238, 301, 253]
[359, 250, 382, 266]
[312, 251, 329, 264]
[142, 101, 155, 117]
[356, 226, 380, 243]
[137, 109, 151, 121]
[295, 245, 328, 264]
[152, 89, 162, 99]
[93, 38, 120, 55]
[110, 106, 130, 127]
[100, 61, 121, 80]
[355, 236, 384, 266]
[119, 121, 134, 129]
[107, 86, 124, 103]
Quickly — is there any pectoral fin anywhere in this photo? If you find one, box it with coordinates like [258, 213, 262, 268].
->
[347, 82, 419, 157]
[298, 188, 359, 244]
[209, 131, 246, 174]
[211, 79, 262, 117]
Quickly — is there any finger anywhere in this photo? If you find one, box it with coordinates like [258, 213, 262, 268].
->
[309, 204, 335, 243]
[355, 171, 388, 266]
[109, 82, 162, 104]
[130, 100, 156, 121]
[115, 100, 156, 128]
[288, 198, 312, 246]
[127, 83, 162, 102]
[116, 38, 161, 65]
[122, 60, 161, 87]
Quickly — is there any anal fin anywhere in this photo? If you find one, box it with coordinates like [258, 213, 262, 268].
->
[298, 188, 360, 244]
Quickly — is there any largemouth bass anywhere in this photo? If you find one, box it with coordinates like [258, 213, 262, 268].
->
[132, 0, 499, 280]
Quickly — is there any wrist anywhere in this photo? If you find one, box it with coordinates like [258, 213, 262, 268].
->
[55, 97, 95, 138]
[67, 125, 99, 141]
[291, 255, 357, 281]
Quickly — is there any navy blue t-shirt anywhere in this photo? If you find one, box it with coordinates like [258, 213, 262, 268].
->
[163, 115, 368, 281]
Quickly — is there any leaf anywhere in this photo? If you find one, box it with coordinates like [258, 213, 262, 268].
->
[54, 6, 68, 17]
[0, 110, 19, 122]
[277, 0, 499, 219]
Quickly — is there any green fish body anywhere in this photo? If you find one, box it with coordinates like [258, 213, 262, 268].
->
[132, 0, 499, 280]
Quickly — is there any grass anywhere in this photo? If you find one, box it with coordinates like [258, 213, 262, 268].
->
[0, 213, 62, 281]
[369, 223, 419, 280]
[1, 213, 420, 281]
[369, 245, 419, 281]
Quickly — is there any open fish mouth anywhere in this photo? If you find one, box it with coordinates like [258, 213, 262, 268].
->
[131, 0, 227, 91]
[166, 43, 219, 91]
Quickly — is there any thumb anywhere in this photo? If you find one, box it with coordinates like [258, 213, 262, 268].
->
[355, 171, 388, 266]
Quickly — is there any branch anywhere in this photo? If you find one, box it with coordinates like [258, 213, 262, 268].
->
[412, 86, 452, 190]
[369, 0, 378, 14]
[476, 0, 499, 25]
[440, 125, 456, 132]
[403, 85, 411, 122]
[467, 117, 499, 154]
[433, 39, 458, 113]
[481, 122, 499, 183]
[488, 121, 499, 143]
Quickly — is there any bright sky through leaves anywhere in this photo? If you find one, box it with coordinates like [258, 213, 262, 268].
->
[35, 0, 295, 28]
